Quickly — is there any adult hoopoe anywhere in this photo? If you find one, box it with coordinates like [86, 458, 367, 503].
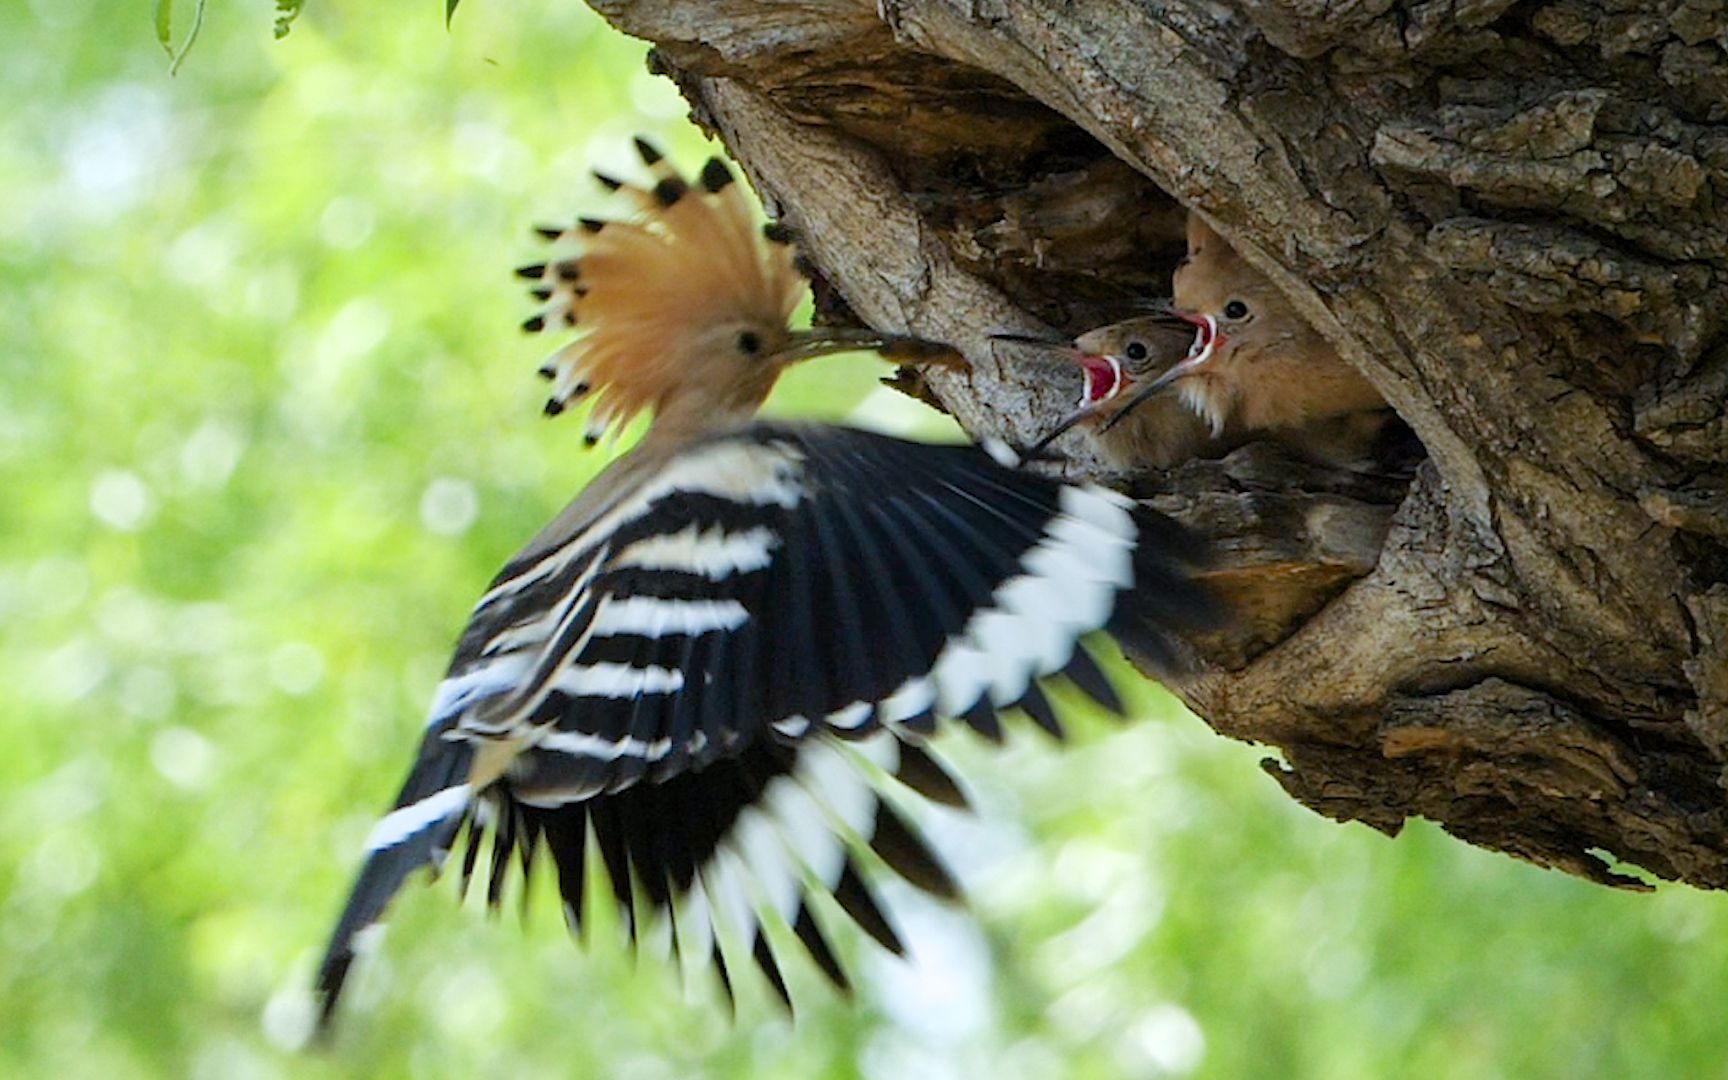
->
[314, 139, 1219, 1031]
[1102, 215, 1393, 465]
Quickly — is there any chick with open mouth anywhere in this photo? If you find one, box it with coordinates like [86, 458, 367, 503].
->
[998, 311, 1222, 469]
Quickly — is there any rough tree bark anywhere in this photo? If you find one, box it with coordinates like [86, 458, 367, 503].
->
[588, 0, 1728, 890]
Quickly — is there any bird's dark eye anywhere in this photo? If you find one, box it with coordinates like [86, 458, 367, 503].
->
[737, 331, 763, 356]
[1223, 300, 1249, 320]
[1124, 341, 1148, 361]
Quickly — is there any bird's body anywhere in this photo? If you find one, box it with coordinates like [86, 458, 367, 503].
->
[314, 143, 1219, 1030]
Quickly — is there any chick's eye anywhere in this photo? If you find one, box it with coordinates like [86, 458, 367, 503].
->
[1124, 341, 1149, 361]
[1223, 300, 1249, 320]
[737, 331, 763, 356]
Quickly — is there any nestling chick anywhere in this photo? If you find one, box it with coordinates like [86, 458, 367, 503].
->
[1003, 316, 1220, 469]
[1108, 215, 1392, 467]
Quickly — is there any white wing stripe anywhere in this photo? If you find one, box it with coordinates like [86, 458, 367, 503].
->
[826, 700, 874, 731]
[918, 488, 1139, 713]
[474, 533, 599, 612]
[475, 441, 801, 614]
[364, 785, 472, 853]
[727, 803, 802, 924]
[759, 773, 847, 889]
[703, 847, 759, 945]
[550, 662, 686, 698]
[427, 654, 534, 726]
[535, 729, 673, 763]
[795, 737, 883, 840]
[588, 596, 749, 638]
[630, 442, 807, 512]
[880, 676, 935, 725]
[613, 524, 779, 580]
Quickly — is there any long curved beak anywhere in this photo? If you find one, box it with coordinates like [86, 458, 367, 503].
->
[1099, 314, 1222, 434]
[772, 328, 966, 369]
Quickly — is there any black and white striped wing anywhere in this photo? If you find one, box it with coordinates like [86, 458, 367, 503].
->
[478, 423, 1213, 765]
[316, 422, 1215, 1024]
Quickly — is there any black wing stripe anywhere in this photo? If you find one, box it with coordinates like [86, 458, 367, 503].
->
[486, 804, 517, 909]
[1060, 642, 1126, 717]
[841, 494, 945, 689]
[535, 806, 588, 935]
[457, 812, 484, 901]
[831, 861, 903, 955]
[586, 797, 637, 940]
[657, 621, 713, 780]
[869, 493, 974, 643]
[959, 694, 1005, 742]
[792, 908, 850, 992]
[892, 743, 968, 808]
[1014, 682, 1066, 741]
[868, 799, 959, 899]
[715, 561, 768, 763]
[764, 497, 820, 729]
[752, 935, 794, 1013]
[473, 531, 606, 616]
[806, 497, 880, 726]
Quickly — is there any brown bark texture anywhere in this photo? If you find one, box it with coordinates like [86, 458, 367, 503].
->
[589, 0, 1728, 891]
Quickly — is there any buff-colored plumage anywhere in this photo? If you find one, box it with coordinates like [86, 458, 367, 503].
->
[1171, 216, 1386, 438]
[518, 142, 806, 444]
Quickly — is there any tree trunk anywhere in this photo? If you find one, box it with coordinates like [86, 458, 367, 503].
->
[589, 0, 1728, 891]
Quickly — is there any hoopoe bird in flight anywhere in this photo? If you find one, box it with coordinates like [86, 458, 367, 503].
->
[313, 139, 1219, 1031]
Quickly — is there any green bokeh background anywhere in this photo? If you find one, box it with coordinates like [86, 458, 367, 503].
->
[5, 2, 1728, 1077]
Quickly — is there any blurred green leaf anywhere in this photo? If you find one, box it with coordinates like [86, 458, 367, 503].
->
[151, 0, 206, 74]
[446, 0, 462, 28]
[274, 0, 305, 39]
[152, 0, 173, 53]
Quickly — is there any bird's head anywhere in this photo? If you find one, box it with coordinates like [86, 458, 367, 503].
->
[1172, 214, 1290, 356]
[994, 314, 1197, 454]
[1071, 316, 1203, 418]
[518, 139, 961, 445]
[1168, 214, 1383, 433]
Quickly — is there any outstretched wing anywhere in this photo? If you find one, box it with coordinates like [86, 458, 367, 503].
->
[316, 422, 1216, 1026]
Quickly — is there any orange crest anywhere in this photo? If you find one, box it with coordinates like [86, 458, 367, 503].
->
[516, 139, 805, 445]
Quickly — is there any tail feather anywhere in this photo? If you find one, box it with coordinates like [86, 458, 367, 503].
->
[314, 740, 475, 1033]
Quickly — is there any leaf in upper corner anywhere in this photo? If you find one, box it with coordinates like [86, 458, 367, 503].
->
[153, 0, 207, 75]
[274, 0, 306, 39]
[445, 0, 461, 27]
[153, 0, 174, 54]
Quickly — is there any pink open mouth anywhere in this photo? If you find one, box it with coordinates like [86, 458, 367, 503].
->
[1176, 312, 1221, 362]
[1077, 353, 1124, 406]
